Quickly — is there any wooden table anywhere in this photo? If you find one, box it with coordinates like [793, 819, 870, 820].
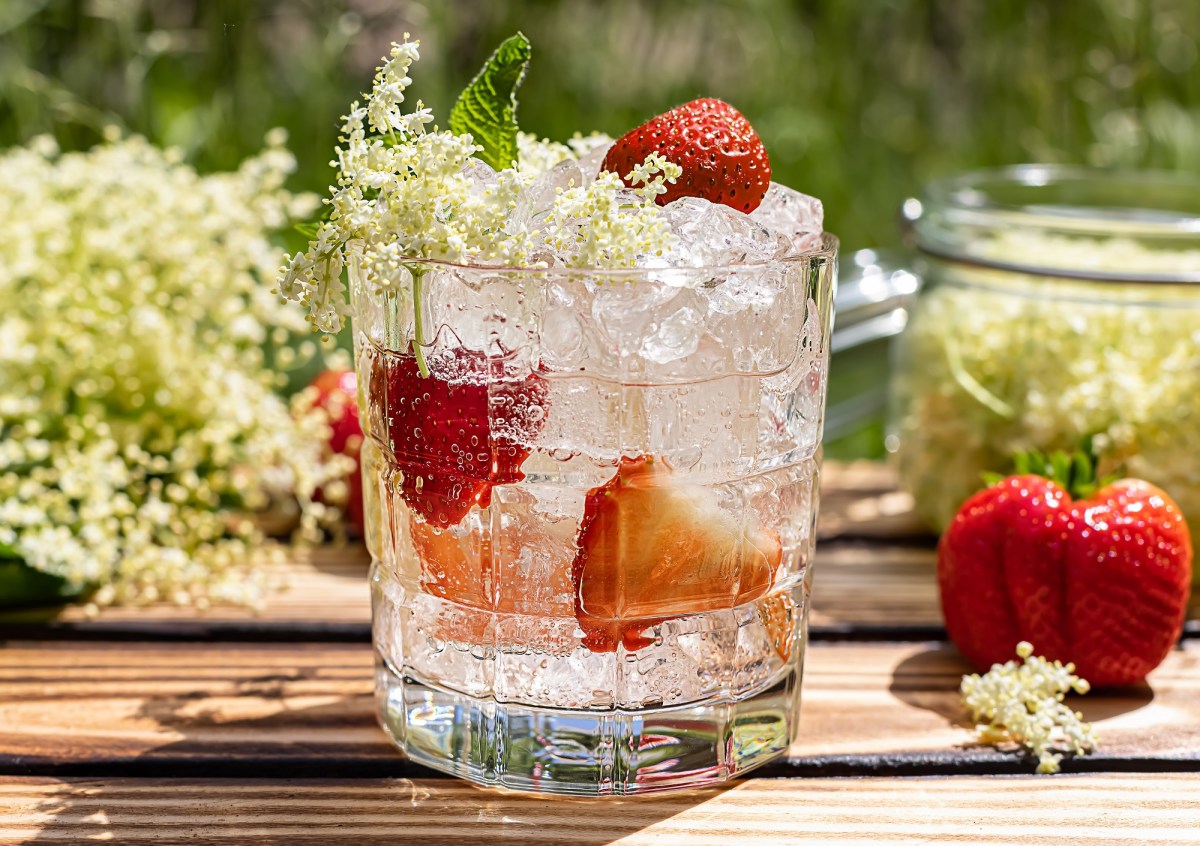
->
[1, 463, 1198, 844]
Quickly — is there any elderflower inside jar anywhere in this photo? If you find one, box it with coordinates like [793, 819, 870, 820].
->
[891, 165, 1200, 543]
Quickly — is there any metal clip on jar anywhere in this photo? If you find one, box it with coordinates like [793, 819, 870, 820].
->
[825, 249, 918, 458]
[891, 165, 1200, 541]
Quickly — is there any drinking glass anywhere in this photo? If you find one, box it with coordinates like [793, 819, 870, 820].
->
[355, 235, 837, 795]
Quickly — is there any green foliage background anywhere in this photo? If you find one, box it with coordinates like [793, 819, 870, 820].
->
[4, 0, 1199, 253]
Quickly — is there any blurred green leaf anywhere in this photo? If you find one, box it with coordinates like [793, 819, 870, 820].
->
[0, 558, 82, 609]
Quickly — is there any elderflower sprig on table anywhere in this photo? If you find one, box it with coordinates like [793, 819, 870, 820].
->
[276, 34, 680, 338]
[961, 641, 1098, 774]
[0, 130, 351, 609]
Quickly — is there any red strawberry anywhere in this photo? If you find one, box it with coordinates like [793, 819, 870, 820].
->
[309, 369, 365, 536]
[938, 457, 1192, 687]
[602, 98, 771, 213]
[572, 456, 781, 652]
[758, 591, 798, 662]
[369, 346, 547, 528]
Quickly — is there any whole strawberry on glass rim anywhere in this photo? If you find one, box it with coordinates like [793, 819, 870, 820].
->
[602, 97, 772, 212]
[938, 446, 1192, 688]
[277, 31, 835, 795]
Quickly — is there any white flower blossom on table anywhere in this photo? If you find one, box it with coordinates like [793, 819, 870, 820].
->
[961, 641, 1098, 774]
[0, 132, 350, 608]
[277, 36, 681, 335]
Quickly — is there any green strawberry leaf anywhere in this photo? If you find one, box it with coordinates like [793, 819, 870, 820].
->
[448, 32, 531, 172]
[998, 437, 1113, 500]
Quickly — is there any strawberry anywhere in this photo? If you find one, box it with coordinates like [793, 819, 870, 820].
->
[938, 451, 1192, 687]
[368, 346, 547, 528]
[572, 456, 782, 652]
[758, 591, 798, 662]
[308, 369, 365, 536]
[602, 98, 771, 213]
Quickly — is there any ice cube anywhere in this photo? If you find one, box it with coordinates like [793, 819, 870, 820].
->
[537, 276, 608, 372]
[701, 264, 791, 315]
[750, 182, 824, 254]
[423, 268, 530, 357]
[591, 278, 682, 358]
[459, 158, 500, 195]
[662, 197, 792, 267]
[640, 300, 705, 364]
[508, 158, 586, 235]
[574, 140, 615, 182]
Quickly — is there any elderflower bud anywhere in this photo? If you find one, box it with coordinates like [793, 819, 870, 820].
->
[960, 642, 1098, 774]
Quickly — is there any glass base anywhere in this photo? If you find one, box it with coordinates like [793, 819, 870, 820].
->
[375, 655, 801, 796]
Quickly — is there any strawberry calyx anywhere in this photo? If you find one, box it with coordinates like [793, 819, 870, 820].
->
[983, 438, 1119, 501]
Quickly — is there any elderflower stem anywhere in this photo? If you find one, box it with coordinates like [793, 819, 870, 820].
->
[411, 266, 430, 377]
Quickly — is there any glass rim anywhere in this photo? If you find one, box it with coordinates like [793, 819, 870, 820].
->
[382, 232, 838, 277]
[905, 164, 1200, 284]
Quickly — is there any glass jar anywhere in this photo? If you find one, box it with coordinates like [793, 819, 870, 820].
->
[353, 237, 837, 795]
[891, 165, 1200, 536]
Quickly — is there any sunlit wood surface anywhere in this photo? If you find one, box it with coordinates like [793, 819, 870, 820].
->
[1, 461, 1197, 843]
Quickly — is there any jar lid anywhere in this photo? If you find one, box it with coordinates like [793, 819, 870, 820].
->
[903, 165, 1200, 283]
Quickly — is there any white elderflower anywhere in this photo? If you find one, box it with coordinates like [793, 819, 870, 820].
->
[277, 36, 678, 335]
[961, 642, 1098, 774]
[517, 132, 576, 177]
[0, 132, 350, 607]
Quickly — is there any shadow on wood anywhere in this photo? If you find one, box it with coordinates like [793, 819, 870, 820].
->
[17, 670, 720, 844]
[886, 644, 974, 726]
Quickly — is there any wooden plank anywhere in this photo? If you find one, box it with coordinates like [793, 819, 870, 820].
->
[808, 543, 940, 632]
[0, 546, 373, 639]
[0, 640, 1195, 777]
[0, 774, 1198, 845]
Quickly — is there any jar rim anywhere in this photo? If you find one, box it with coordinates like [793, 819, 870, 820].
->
[905, 165, 1200, 284]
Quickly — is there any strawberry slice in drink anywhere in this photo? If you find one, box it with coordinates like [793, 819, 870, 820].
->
[572, 456, 782, 652]
[368, 345, 548, 529]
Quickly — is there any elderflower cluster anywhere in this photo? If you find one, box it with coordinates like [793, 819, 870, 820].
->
[278, 36, 681, 334]
[960, 642, 1098, 774]
[0, 131, 351, 607]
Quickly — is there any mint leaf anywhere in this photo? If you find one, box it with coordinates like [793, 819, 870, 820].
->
[449, 32, 531, 172]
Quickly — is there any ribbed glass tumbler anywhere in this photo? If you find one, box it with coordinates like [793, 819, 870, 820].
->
[355, 235, 837, 795]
